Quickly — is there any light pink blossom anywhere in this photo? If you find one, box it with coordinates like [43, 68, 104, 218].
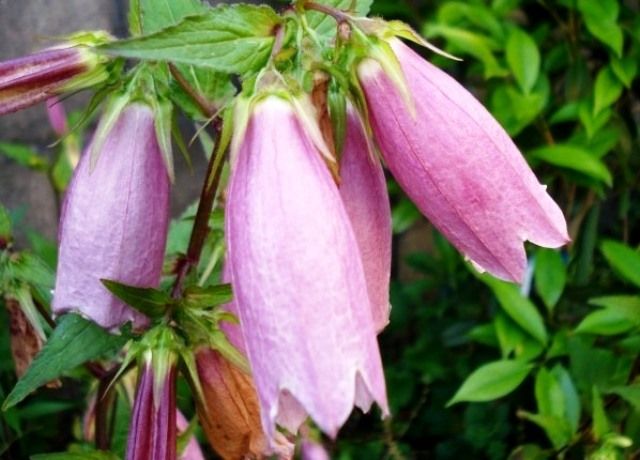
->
[53, 103, 170, 329]
[226, 95, 388, 439]
[358, 38, 569, 282]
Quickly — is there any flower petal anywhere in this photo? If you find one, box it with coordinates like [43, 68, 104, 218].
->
[339, 107, 392, 332]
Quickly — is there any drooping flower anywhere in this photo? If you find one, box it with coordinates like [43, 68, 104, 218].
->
[226, 95, 388, 439]
[357, 38, 569, 283]
[126, 328, 178, 460]
[339, 106, 392, 331]
[52, 102, 170, 329]
[0, 35, 111, 116]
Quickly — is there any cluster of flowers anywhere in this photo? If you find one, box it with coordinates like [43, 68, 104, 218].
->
[0, 20, 568, 460]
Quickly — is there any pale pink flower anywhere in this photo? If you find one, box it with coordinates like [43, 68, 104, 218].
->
[226, 95, 388, 439]
[358, 38, 569, 282]
[52, 103, 170, 329]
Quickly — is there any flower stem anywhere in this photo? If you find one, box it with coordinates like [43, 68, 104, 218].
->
[303, 1, 352, 23]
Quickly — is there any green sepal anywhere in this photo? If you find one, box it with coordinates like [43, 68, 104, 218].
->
[100, 279, 173, 320]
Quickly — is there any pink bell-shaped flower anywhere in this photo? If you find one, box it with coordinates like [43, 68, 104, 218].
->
[226, 95, 388, 439]
[358, 38, 569, 283]
[339, 106, 392, 332]
[52, 102, 170, 329]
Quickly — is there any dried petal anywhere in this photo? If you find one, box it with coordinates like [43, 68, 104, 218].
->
[53, 103, 170, 329]
[226, 96, 388, 439]
[358, 38, 569, 282]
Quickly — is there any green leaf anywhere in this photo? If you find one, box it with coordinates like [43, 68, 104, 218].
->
[578, 102, 612, 139]
[490, 80, 547, 135]
[3, 314, 130, 409]
[589, 296, 640, 324]
[182, 284, 233, 309]
[506, 28, 540, 93]
[535, 367, 565, 419]
[577, 0, 623, 56]
[482, 276, 548, 344]
[534, 249, 566, 312]
[101, 5, 281, 75]
[424, 24, 507, 79]
[307, 0, 373, 42]
[0, 204, 11, 240]
[592, 386, 610, 440]
[575, 308, 634, 335]
[391, 198, 421, 234]
[528, 144, 612, 186]
[493, 313, 544, 361]
[0, 142, 48, 171]
[607, 384, 640, 411]
[11, 253, 54, 289]
[518, 411, 573, 449]
[447, 360, 532, 405]
[600, 240, 640, 287]
[138, 0, 206, 34]
[593, 66, 623, 115]
[551, 364, 581, 433]
[610, 56, 638, 88]
[101, 279, 171, 319]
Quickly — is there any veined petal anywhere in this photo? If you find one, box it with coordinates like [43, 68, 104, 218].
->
[339, 107, 392, 332]
[226, 96, 388, 439]
[358, 38, 569, 283]
[53, 103, 170, 329]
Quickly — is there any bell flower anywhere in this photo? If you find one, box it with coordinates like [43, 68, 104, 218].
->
[226, 95, 388, 439]
[52, 102, 170, 329]
[357, 38, 569, 283]
[0, 33, 111, 115]
[339, 106, 392, 332]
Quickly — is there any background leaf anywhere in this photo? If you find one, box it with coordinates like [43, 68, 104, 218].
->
[505, 28, 540, 93]
[448, 360, 532, 405]
[2, 314, 130, 409]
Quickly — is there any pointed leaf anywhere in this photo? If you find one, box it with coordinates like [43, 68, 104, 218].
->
[447, 360, 532, 405]
[482, 276, 548, 344]
[506, 28, 540, 94]
[600, 240, 640, 287]
[593, 66, 623, 115]
[101, 279, 171, 319]
[3, 314, 130, 409]
[534, 249, 566, 312]
[100, 5, 281, 75]
[138, 0, 206, 34]
[529, 144, 612, 185]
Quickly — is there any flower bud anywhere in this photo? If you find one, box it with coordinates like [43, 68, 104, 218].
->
[52, 103, 170, 329]
[339, 107, 392, 332]
[126, 329, 178, 460]
[357, 38, 569, 283]
[0, 34, 111, 115]
[226, 95, 388, 439]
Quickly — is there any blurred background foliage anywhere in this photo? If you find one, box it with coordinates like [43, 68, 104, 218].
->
[1, 0, 640, 459]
